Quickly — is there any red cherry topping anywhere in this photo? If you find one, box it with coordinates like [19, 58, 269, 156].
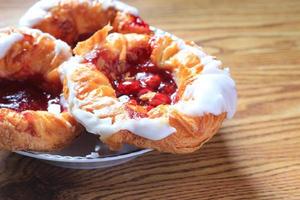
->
[85, 38, 178, 113]
[146, 106, 154, 112]
[121, 15, 151, 34]
[159, 83, 177, 95]
[0, 79, 61, 112]
[138, 88, 152, 97]
[131, 16, 149, 28]
[117, 80, 142, 95]
[149, 93, 171, 107]
[127, 47, 151, 66]
[143, 74, 161, 89]
[111, 64, 177, 110]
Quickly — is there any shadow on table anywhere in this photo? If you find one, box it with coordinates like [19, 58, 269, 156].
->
[0, 131, 261, 200]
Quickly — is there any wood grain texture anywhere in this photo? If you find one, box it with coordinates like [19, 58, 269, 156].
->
[0, 0, 299, 199]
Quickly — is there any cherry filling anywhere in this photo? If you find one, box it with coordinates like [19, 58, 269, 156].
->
[126, 15, 149, 29]
[0, 79, 61, 112]
[112, 62, 177, 109]
[120, 15, 151, 34]
[86, 44, 178, 110]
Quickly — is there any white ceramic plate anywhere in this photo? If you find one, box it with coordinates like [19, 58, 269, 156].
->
[16, 133, 152, 169]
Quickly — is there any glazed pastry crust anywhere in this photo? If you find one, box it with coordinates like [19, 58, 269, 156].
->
[0, 109, 80, 151]
[0, 27, 69, 81]
[62, 27, 229, 154]
[0, 27, 82, 151]
[106, 113, 226, 154]
[20, 0, 152, 46]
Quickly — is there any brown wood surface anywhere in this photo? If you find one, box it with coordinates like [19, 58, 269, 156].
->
[0, 0, 299, 199]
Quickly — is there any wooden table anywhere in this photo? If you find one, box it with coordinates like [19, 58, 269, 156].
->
[0, 0, 299, 199]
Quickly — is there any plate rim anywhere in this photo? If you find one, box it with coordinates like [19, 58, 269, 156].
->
[16, 148, 152, 163]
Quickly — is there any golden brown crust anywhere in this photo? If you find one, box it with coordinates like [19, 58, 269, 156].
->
[62, 27, 227, 154]
[105, 113, 226, 154]
[23, 0, 151, 46]
[0, 109, 80, 151]
[0, 28, 67, 80]
[0, 27, 82, 151]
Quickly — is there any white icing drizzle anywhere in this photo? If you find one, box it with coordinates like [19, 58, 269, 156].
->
[174, 67, 237, 118]
[118, 95, 130, 103]
[0, 33, 23, 59]
[54, 39, 72, 55]
[47, 103, 62, 115]
[59, 94, 69, 109]
[172, 37, 237, 119]
[19, 0, 139, 27]
[72, 108, 175, 140]
[19, 0, 60, 27]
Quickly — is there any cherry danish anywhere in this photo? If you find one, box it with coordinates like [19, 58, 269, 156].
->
[60, 26, 237, 154]
[0, 27, 82, 151]
[20, 0, 152, 46]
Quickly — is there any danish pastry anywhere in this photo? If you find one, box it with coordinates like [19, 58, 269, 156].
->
[19, 0, 152, 46]
[0, 27, 82, 151]
[60, 26, 237, 154]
